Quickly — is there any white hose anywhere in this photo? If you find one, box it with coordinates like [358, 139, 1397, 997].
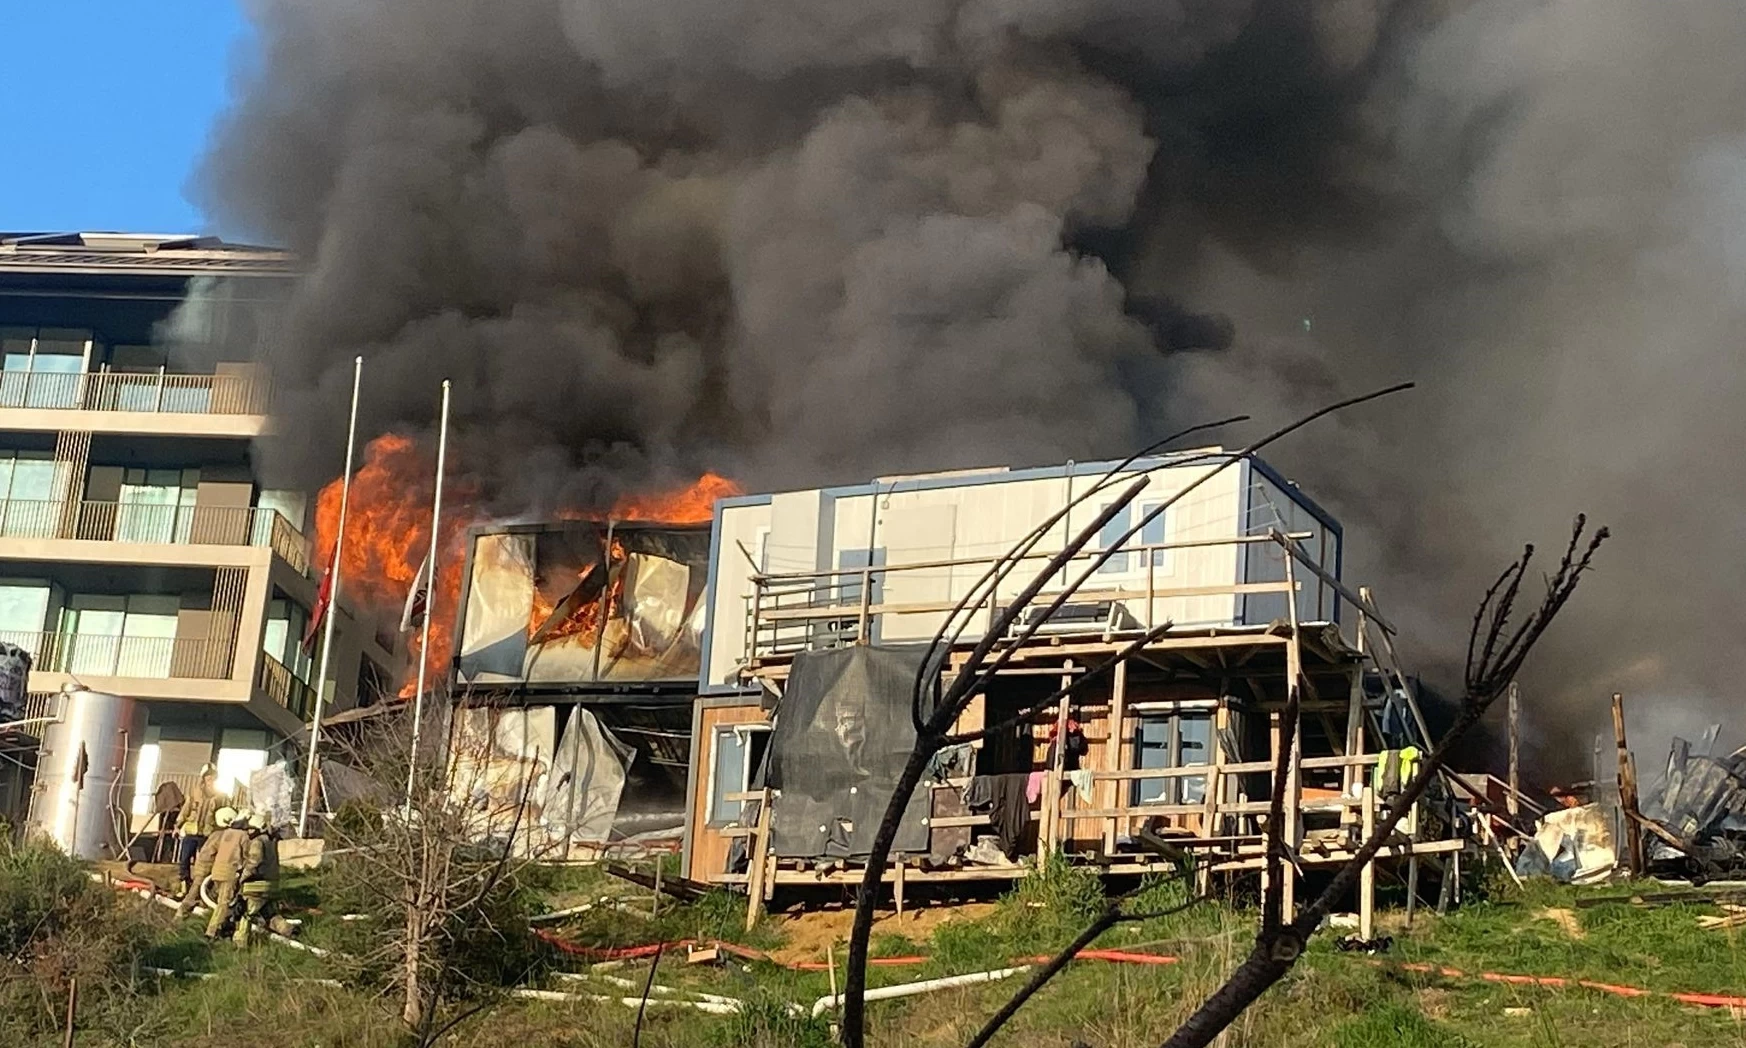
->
[509, 987, 742, 1014]
[557, 971, 746, 1008]
[809, 966, 1033, 1019]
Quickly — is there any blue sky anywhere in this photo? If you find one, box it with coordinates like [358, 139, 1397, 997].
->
[0, 3, 249, 234]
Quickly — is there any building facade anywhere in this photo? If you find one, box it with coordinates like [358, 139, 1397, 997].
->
[0, 232, 395, 825]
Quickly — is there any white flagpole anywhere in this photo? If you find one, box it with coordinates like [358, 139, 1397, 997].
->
[298, 355, 363, 838]
[405, 379, 451, 807]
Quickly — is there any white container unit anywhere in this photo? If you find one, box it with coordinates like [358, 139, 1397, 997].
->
[699, 452, 1341, 690]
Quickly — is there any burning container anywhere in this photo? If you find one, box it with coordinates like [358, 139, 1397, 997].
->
[28, 689, 146, 860]
[456, 520, 710, 688]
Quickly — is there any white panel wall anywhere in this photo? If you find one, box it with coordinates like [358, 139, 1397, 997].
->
[704, 458, 1319, 687]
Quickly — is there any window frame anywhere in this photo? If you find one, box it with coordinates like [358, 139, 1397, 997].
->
[706, 721, 771, 828]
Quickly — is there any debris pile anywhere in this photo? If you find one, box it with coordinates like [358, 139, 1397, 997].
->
[1639, 738, 1746, 883]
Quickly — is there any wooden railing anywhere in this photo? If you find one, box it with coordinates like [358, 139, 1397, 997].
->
[742, 529, 1375, 661]
[0, 369, 268, 415]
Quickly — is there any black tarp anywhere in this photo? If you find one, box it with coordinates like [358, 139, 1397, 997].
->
[765, 646, 930, 859]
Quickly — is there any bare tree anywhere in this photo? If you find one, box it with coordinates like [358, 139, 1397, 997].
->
[839, 386, 1419, 1048]
[1153, 517, 1606, 1048]
[317, 696, 552, 1046]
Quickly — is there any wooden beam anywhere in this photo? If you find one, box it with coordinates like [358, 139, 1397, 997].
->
[1507, 682, 1521, 819]
[1613, 692, 1645, 877]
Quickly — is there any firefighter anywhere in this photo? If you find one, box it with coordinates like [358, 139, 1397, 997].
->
[1371, 746, 1422, 801]
[175, 805, 237, 919]
[176, 765, 221, 898]
[233, 811, 281, 946]
[201, 809, 254, 941]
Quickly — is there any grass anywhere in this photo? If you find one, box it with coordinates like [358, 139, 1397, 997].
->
[16, 853, 1746, 1046]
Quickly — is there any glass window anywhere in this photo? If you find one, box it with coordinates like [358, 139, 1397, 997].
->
[131, 728, 163, 817]
[62, 596, 125, 676]
[1133, 712, 1213, 805]
[116, 468, 198, 543]
[0, 453, 62, 538]
[708, 723, 770, 826]
[1139, 504, 1171, 571]
[0, 582, 50, 647]
[118, 595, 179, 678]
[1096, 504, 1131, 574]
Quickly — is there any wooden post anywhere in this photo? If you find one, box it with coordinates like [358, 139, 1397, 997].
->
[1041, 663, 1072, 862]
[1507, 682, 1521, 819]
[1281, 552, 1304, 924]
[744, 791, 773, 932]
[893, 860, 905, 920]
[62, 977, 77, 1048]
[1612, 692, 1645, 877]
[1105, 659, 1128, 854]
[1359, 787, 1376, 941]
[1405, 857, 1420, 928]
[1342, 666, 1364, 825]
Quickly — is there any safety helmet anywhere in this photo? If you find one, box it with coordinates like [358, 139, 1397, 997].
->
[247, 811, 268, 831]
[214, 806, 237, 827]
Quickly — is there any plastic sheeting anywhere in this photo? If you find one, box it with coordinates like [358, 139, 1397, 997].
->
[540, 708, 636, 844]
[457, 523, 709, 686]
[765, 646, 930, 859]
[1515, 803, 1617, 883]
[248, 760, 297, 828]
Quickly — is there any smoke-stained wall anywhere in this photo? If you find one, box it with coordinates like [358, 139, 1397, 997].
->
[196, 0, 1746, 771]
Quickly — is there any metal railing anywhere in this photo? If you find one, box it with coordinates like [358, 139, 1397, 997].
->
[0, 499, 313, 572]
[258, 653, 315, 720]
[0, 369, 268, 415]
[0, 630, 234, 680]
[742, 530, 1355, 661]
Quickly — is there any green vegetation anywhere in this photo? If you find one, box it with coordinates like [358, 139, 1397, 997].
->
[5, 842, 1746, 1047]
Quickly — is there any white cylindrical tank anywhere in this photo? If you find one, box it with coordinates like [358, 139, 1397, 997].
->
[28, 689, 147, 860]
[0, 640, 30, 724]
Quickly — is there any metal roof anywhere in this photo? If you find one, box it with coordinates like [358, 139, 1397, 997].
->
[0, 232, 295, 278]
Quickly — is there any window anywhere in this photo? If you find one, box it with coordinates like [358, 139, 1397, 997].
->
[0, 327, 92, 408]
[263, 599, 313, 682]
[1095, 503, 1171, 576]
[1138, 503, 1171, 572]
[131, 727, 163, 817]
[0, 452, 67, 537]
[707, 723, 770, 826]
[1134, 711, 1213, 806]
[1096, 504, 1131, 574]
[252, 489, 307, 546]
[215, 728, 269, 794]
[59, 594, 180, 677]
[116, 468, 198, 543]
[0, 581, 50, 646]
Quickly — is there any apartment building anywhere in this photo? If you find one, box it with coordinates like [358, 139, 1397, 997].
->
[0, 232, 396, 821]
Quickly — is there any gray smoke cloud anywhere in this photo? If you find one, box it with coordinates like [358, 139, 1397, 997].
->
[198, 0, 1746, 772]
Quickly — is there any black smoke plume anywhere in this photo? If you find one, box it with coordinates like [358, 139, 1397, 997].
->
[197, 0, 1746, 772]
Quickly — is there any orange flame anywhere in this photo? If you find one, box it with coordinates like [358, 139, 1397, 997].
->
[314, 437, 737, 698]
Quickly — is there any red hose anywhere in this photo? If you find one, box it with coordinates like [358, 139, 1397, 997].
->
[1373, 959, 1746, 1010]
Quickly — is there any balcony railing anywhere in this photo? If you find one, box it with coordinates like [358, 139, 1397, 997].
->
[0, 630, 234, 681]
[0, 369, 268, 415]
[258, 653, 315, 721]
[0, 500, 313, 572]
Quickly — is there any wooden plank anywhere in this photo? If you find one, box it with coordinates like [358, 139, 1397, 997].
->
[1613, 692, 1645, 877]
[743, 793, 772, 932]
[1359, 786, 1376, 940]
[1507, 683, 1521, 819]
[1106, 658, 1128, 853]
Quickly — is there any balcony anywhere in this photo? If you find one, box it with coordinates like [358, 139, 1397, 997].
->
[257, 653, 316, 721]
[0, 500, 312, 574]
[0, 369, 267, 415]
[0, 630, 234, 681]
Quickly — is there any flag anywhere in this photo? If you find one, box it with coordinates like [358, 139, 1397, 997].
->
[72, 742, 88, 787]
[400, 554, 429, 633]
[303, 563, 333, 656]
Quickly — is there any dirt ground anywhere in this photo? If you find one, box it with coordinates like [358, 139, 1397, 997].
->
[765, 902, 998, 966]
